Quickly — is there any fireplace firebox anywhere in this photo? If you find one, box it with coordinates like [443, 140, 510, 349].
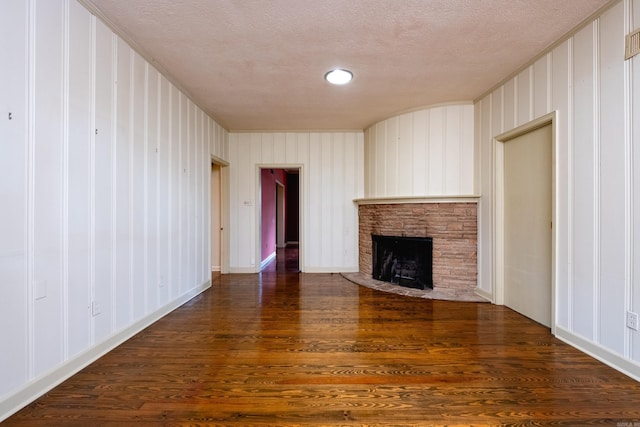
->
[372, 235, 433, 290]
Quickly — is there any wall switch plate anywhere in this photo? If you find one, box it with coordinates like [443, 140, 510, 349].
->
[627, 311, 639, 331]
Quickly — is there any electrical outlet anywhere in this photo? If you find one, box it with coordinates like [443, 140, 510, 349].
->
[92, 301, 101, 317]
[627, 311, 639, 331]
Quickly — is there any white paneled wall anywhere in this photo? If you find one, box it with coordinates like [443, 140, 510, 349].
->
[228, 132, 364, 273]
[364, 104, 475, 197]
[476, 0, 640, 378]
[0, 0, 228, 417]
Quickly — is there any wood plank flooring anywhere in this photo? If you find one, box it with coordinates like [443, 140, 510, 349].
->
[5, 249, 640, 426]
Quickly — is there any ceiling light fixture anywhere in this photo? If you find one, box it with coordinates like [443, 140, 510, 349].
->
[324, 69, 353, 85]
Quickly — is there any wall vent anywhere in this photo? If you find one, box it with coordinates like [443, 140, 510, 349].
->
[625, 28, 640, 60]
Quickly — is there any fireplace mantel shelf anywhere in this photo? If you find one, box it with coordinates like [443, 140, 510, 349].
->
[354, 195, 480, 205]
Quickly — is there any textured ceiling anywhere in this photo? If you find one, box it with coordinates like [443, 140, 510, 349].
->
[82, 0, 612, 131]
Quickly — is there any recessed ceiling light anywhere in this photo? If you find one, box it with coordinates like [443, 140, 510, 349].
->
[324, 69, 353, 85]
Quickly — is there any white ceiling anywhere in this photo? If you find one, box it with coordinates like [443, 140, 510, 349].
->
[82, 0, 613, 131]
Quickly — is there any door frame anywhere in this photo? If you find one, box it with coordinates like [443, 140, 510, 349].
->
[211, 156, 230, 274]
[493, 111, 557, 334]
[256, 164, 303, 273]
[275, 180, 286, 249]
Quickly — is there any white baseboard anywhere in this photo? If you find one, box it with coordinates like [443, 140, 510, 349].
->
[0, 280, 211, 422]
[555, 325, 640, 382]
[260, 252, 276, 270]
[474, 287, 493, 302]
[211, 266, 221, 272]
[303, 266, 359, 273]
[228, 266, 259, 273]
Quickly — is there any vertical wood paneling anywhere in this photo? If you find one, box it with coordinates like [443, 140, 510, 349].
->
[114, 37, 131, 330]
[533, 54, 550, 119]
[363, 128, 371, 196]
[262, 132, 274, 163]
[157, 75, 170, 305]
[273, 133, 286, 163]
[386, 116, 399, 195]
[307, 133, 322, 264]
[191, 105, 198, 286]
[321, 134, 334, 265]
[187, 100, 195, 296]
[491, 89, 503, 136]
[572, 23, 597, 339]
[343, 132, 359, 267]
[552, 40, 571, 328]
[459, 102, 475, 196]
[285, 132, 298, 164]
[67, 0, 92, 356]
[503, 80, 515, 130]
[598, 2, 626, 353]
[33, 0, 65, 375]
[182, 97, 190, 290]
[0, 0, 29, 396]
[131, 51, 145, 319]
[228, 131, 363, 272]
[195, 110, 201, 283]
[477, 0, 640, 372]
[93, 18, 113, 343]
[398, 113, 413, 195]
[0, 2, 224, 404]
[169, 85, 180, 299]
[146, 66, 158, 312]
[201, 111, 209, 284]
[374, 122, 386, 196]
[517, 67, 532, 125]
[411, 109, 428, 195]
[445, 106, 461, 193]
[230, 134, 240, 266]
[4, 0, 218, 404]
[428, 108, 444, 194]
[631, 0, 640, 361]
[363, 104, 474, 198]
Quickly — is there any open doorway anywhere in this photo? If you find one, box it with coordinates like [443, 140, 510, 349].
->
[259, 167, 300, 272]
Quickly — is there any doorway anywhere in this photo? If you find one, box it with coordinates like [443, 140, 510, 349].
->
[259, 167, 300, 272]
[494, 113, 555, 329]
[211, 161, 229, 276]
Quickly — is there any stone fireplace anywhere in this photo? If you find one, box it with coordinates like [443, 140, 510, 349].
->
[356, 200, 480, 300]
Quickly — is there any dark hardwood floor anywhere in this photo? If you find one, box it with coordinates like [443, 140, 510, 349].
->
[5, 247, 640, 426]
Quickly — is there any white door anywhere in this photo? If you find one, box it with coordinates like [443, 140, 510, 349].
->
[503, 124, 552, 327]
[211, 163, 222, 273]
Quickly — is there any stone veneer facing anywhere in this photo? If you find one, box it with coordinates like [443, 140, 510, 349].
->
[358, 203, 478, 296]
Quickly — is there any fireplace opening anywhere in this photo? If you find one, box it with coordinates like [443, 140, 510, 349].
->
[372, 235, 433, 290]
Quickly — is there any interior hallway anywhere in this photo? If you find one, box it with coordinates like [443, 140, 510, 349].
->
[5, 249, 640, 425]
